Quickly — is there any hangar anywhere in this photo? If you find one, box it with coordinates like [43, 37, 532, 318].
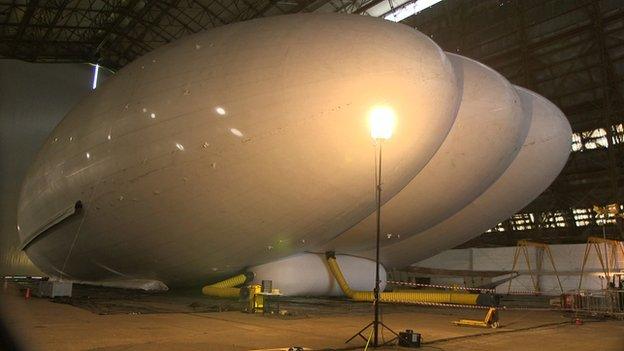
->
[1, 0, 623, 350]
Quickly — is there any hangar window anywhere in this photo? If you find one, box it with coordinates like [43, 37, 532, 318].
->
[595, 212, 617, 226]
[571, 133, 583, 152]
[485, 222, 506, 233]
[540, 211, 568, 228]
[510, 213, 535, 231]
[572, 127, 615, 152]
[582, 128, 609, 150]
[384, 0, 444, 22]
[612, 123, 624, 145]
[572, 208, 592, 227]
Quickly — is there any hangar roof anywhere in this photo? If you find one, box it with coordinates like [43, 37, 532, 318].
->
[0, 0, 428, 69]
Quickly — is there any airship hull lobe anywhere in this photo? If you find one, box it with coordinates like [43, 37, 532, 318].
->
[371, 87, 572, 268]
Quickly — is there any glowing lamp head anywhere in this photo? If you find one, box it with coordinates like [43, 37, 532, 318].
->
[369, 106, 396, 140]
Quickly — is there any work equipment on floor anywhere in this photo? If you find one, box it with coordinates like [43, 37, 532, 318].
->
[241, 284, 264, 313]
[453, 307, 500, 328]
[325, 252, 498, 306]
[202, 273, 283, 314]
[261, 280, 272, 293]
[398, 330, 421, 348]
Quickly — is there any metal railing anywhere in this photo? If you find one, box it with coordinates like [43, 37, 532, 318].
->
[563, 289, 624, 319]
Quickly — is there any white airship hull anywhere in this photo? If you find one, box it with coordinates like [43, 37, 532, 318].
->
[17, 14, 571, 292]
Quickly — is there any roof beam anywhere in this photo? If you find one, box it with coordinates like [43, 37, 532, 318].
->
[11, 0, 39, 55]
[352, 0, 384, 14]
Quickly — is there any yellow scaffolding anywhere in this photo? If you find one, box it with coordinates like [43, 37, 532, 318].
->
[507, 240, 563, 294]
[578, 236, 624, 290]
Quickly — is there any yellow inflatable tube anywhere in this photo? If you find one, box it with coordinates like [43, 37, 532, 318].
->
[325, 252, 496, 306]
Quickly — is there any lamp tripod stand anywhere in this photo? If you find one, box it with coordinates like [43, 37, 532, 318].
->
[345, 140, 401, 348]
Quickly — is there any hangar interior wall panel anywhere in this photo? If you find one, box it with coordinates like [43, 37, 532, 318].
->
[414, 244, 624, 294]
[412, 249, 473, 271]
[0, 60, 109, 275]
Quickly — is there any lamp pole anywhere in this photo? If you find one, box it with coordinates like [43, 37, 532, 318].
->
[373, 140, 383, 347]
[345, 106, 396, 348]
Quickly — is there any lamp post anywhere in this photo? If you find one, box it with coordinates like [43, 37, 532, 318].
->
[369, 106, 395, 347]
[344, 106, 398, 348]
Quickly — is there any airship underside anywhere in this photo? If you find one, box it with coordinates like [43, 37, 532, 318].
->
[16, 14, 571, 294]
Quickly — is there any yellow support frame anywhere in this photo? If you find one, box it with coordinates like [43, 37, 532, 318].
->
[507, 240, 563, 294]
[578, 236, 624, 290]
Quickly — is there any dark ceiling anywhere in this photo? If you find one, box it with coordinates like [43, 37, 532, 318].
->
[0, 0, 384, 69]
[1, 0, 623, 246]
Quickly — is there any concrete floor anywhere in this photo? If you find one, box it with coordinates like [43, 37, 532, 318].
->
[2, 284, 623, 351]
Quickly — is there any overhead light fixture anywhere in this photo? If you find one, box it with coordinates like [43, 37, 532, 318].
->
[92, 64, 99, 90]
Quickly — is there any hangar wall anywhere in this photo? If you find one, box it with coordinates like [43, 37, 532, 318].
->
[414, 244, 624, 294]
[0, 60, 109, 275]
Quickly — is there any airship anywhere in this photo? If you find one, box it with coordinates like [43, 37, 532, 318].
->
[16, 13, 571, 295]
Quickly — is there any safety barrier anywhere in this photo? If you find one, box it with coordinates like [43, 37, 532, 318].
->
[563, 289, 624, 319]
[387, 280, 496, 293]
